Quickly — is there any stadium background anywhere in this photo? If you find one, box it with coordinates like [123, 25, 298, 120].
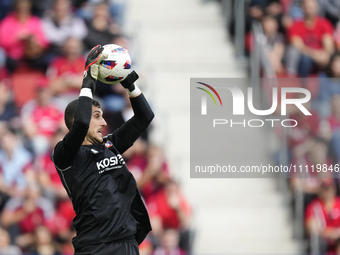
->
[0, 0, 339, 254]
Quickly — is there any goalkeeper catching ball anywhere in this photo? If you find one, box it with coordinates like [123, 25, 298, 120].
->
[51, 45, 153, 254]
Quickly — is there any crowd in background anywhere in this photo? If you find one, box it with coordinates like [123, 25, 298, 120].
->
[0, 0, 192, 255]
[235, 0, 340, 254]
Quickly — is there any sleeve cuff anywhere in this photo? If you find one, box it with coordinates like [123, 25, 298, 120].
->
[126, 84, 141, 97]
[79, 88, 93, 99]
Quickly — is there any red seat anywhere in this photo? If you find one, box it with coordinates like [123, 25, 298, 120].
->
[10, 67, 45, 108]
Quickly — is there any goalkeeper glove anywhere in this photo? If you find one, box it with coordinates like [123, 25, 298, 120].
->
[82, 45, 106, 93]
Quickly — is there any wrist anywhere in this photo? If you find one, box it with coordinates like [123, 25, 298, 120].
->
[126, 84, 141, 98]
[82, 74, 96, 93]
[79, 88, 93, 99]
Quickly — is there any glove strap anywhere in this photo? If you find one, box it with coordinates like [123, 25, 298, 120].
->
[121, 70, 138, 91]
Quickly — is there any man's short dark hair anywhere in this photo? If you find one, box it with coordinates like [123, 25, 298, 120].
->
[64, 99, 101, 130]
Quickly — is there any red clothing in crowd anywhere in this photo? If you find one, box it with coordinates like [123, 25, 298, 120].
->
[18, 208, 45, 233]
[288, 17, 333, 50]
[128, 154, 169, 201]
[30, 105, 63, 138]
[327, 115, 340, 131]
[147, 189, 190, 229]
[49, 200, 75, 235]
[37, 153, 63, 186]
[0, 13, 48, 60]
[47, 56, 85, 94]
[4, 196, 54, 234]
[305, 197, 340, 254]
[305, 197, 340, 230]
[48, 56, 85, 78]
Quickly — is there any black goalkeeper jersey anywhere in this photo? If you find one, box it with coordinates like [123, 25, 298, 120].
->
[51, 94, 153, 251]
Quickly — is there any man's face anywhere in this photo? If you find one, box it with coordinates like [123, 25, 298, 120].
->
[302, 0, 318, 17]
[85, 106, 107, 144]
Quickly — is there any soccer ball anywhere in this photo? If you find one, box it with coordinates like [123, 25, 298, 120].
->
[97, 44, 131, 84]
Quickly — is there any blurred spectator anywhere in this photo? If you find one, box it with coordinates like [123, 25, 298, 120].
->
[247, 0, 285, 31]
[108, 0, 126, 27]
[1, 182, 54, 250]
[316, 52, 340, 118]
[0, 0, 49, 73]
[261, 15, 286, 74]
[287, 93, 321, 158]
[0, 81, 19, 128]
[30, 226, 61, 255]
[326, 94, 340, 163]
[321, 0, 340, 26]
[35, 128, 68, 203]
[34, 128, 75, 240]
[305, 179, 340, 254]
[20, 78, 63, 156]
[42, 0, 87, 56]
[290, 137, 333, 209]
[30, 0, 54, 17]
[59, 226, 75, 255]
[286, 0, 334, 77]
[0, 228, 22, 255]
[47, 37, 85, 108]
[147, 180, 192, 252]
[128, 142, 169, 201]
[0, 0, 12, 21]
[139, 237, 153, 255]
[0, 127, 33, 198]
[83, 2, 119, 51]
[336, 238, 340, 255]
[289, 0, 340, 23]
[152, 229, 188, 255]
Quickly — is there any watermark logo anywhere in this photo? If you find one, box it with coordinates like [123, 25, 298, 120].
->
[196, 82, 222, 115]
[197, 84, 311, 116]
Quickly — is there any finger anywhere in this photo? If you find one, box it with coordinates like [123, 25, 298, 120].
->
[98, 52, 108, 62]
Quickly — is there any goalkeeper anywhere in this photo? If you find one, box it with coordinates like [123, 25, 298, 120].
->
[51, 45, 153, 254]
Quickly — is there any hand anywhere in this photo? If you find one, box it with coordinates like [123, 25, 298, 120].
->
[167, 193, 181, 210]
[17, 31, 31, 41]
[120, 70, 139, 92]
[82, 45, 107, 93]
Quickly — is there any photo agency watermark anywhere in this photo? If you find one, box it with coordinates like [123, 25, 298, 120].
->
[196, 81, 311, 128]
[190, 78, 313, 178]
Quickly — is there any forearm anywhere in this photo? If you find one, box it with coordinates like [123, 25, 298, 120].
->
[322, 35, 335, 55]
[1, 210, 26, 228]
[130, 93, 155, 128]
[176, 208, 191, 229]
[291, 37, 308, 55]
[322, 227, 340, 240]
[73, 89, 93, 133]
[109, 93, 154, 153]
[52, 88, 92, 169]
[136, 167, 155, 189]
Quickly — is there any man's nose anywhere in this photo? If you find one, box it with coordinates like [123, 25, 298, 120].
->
[102, 118, 107, 127]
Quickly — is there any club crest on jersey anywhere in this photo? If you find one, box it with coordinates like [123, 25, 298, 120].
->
[104, 141, 113, 148]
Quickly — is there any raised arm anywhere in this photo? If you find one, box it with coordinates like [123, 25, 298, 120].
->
[107, 71, 154, 153]
[52, 45, 106, 169]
